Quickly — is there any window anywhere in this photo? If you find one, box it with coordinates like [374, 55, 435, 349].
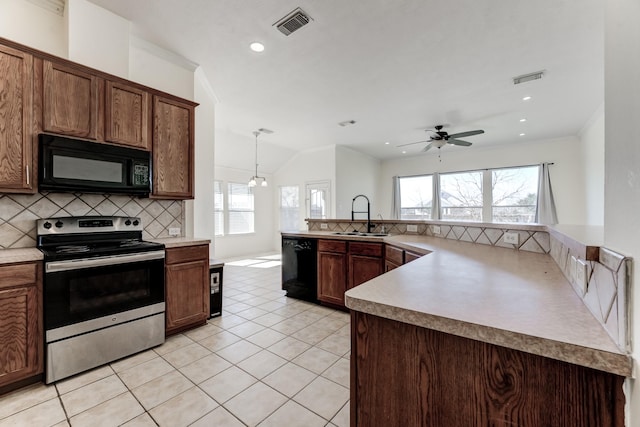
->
[397, 165, 539, 224]
[440, 171, 484, 221]
[214, 181, 224, 236]
[399, 175, 433, 219]
[279, 186, 300, 231]
[491, 166, 539, 223]
[228, 182, 254, 234]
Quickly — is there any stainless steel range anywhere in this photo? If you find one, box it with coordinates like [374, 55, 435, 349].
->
[37, 216, 166, 384]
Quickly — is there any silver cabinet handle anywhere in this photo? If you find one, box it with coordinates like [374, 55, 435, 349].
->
[46, 250, 165, 273]
[26, 165, 30, 186]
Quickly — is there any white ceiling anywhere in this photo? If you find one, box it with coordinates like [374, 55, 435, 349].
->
[88, 0, 603, 171]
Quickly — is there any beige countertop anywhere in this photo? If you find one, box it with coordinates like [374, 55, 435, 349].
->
[283, 231, 632, 377]
[149, 237, 211, 248]
[0, 248, 43, 265]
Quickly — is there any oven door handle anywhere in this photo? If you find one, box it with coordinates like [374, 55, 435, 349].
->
[45, 250, 166, 273]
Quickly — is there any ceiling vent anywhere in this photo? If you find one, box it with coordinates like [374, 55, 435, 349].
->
[512, 70, 545, 85]
[274, 8, 312, 36]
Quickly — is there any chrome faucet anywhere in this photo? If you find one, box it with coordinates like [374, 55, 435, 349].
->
[352, 194, 374, 233]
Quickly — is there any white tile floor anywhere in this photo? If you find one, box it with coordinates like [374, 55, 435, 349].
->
[0, 256, 351, 427]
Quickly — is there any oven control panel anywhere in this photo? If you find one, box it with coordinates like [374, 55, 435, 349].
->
[37, 216, 144, 235]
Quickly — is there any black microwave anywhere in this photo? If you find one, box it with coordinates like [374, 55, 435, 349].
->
[39, 134, 151, 196]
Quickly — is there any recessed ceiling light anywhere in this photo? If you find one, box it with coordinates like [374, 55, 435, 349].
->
[402, 150, 407, 154]
[522, 96, 532, 101]
[384, 142, 390, 145]
[519, 133, 526, 136]
[520, 118, 527, 122]
[250, 42, 265, 52]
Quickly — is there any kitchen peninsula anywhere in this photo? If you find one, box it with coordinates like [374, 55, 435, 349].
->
[283, 230, 631, 426]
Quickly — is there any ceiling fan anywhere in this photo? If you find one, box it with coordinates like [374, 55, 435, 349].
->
[398, 125, 484, 152]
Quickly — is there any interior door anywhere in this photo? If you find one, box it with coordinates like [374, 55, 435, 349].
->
[306, 181, 331, 219]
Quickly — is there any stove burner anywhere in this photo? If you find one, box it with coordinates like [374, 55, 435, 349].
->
[56, 245, 91, 254]
[120, 239, 143, 248]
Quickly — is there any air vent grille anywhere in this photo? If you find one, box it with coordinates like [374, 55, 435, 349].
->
[274, 8, 312, 36]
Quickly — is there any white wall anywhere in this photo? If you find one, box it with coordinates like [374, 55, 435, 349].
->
[579, 106, 605, 226]
[604, 0, 640, 425]
[191, 68, 217, 256]
[335, 146, 382, 219]
[0, 0, 66, 56]
[66, 0, 129, 78]
[213, 166, 276, 260]
[377, 137, 586, 225]
[129, 37, 195, 100]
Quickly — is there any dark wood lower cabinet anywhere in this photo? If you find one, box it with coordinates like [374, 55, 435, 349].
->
[351, 311, 625, 427]
[165, 245, 209, 336]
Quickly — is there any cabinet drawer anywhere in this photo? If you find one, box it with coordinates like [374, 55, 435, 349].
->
[350, 242, 383, 257]
[385, 245, 404, 265]
[0, 263, 37, 289]
[318, 240, 347, 254]
[165, 245, 209, 265]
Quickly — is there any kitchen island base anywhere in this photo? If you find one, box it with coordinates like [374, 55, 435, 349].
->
[350, 312, 625, 427]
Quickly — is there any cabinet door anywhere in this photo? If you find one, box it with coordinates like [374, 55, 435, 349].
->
[165, 257, 209, 336]
[318, 251, 347, 306]
[349, 255, 383, 289]
[42, 60, 102, 139]
[0, 263, 42, 387]
[0, 44, 34, 193]
[105, 81, 151, 150]
[152, 96, 194, 199]
[384, 260, 401, 272]
[404, 251, 422, 264]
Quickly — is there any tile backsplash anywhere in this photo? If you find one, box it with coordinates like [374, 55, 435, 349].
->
[307, 220, 551, 254]
[549, 236, 630, 351]
[0, 192, 184, 249]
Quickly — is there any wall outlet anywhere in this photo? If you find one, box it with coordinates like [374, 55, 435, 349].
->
[433, 225, 441, 235]
[407, 224, 418, 232]
[576, 259, 588, 294]
[503, 232, 519, 245]
[169, 227, 181, 236]
[320, 223, 328, 229]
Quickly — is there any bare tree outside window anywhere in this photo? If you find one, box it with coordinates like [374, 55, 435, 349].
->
[492, 166, 539, 223]
[440, 171, 483, 220]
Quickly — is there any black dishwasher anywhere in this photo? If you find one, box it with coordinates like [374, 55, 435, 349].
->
[282, 237, 317, 302]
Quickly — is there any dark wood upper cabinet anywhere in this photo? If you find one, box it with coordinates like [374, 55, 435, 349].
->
[42, 60, 103, 140]
[0, 44, 34, 193]
[105, 81, 151, 150]
[152, 95, 195, 199]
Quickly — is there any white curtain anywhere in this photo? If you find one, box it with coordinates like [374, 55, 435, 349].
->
[391, 176, 401, 219]
[431, 172, 441, 220]
[535, 163, 558, 224]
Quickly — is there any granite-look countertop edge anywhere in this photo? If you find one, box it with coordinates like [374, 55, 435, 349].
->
[0, 248, 44, 265]
[346, 295, 632, 377]
[148, 237, 211, 248]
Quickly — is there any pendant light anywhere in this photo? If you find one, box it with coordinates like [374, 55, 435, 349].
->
[248, 131, 267, 188]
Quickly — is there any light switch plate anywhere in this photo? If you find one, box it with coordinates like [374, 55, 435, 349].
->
[320, 223, 328, 229]
[433, 225, 441, 235]
[503, 232, 519, 245]
[407, 224, 418, 232]
[169, 227, 181, 236]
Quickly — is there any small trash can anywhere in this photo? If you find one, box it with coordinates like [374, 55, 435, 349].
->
[209, 260, 224, 318]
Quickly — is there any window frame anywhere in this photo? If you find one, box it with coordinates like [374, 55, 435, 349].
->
[398, 165, 540, 224]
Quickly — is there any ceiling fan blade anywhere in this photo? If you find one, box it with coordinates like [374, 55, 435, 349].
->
[448, 138, 472, 147]
[397, 139, 429, 147]
[422, 142, 435, 152]
[448, 129, 484, 139]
